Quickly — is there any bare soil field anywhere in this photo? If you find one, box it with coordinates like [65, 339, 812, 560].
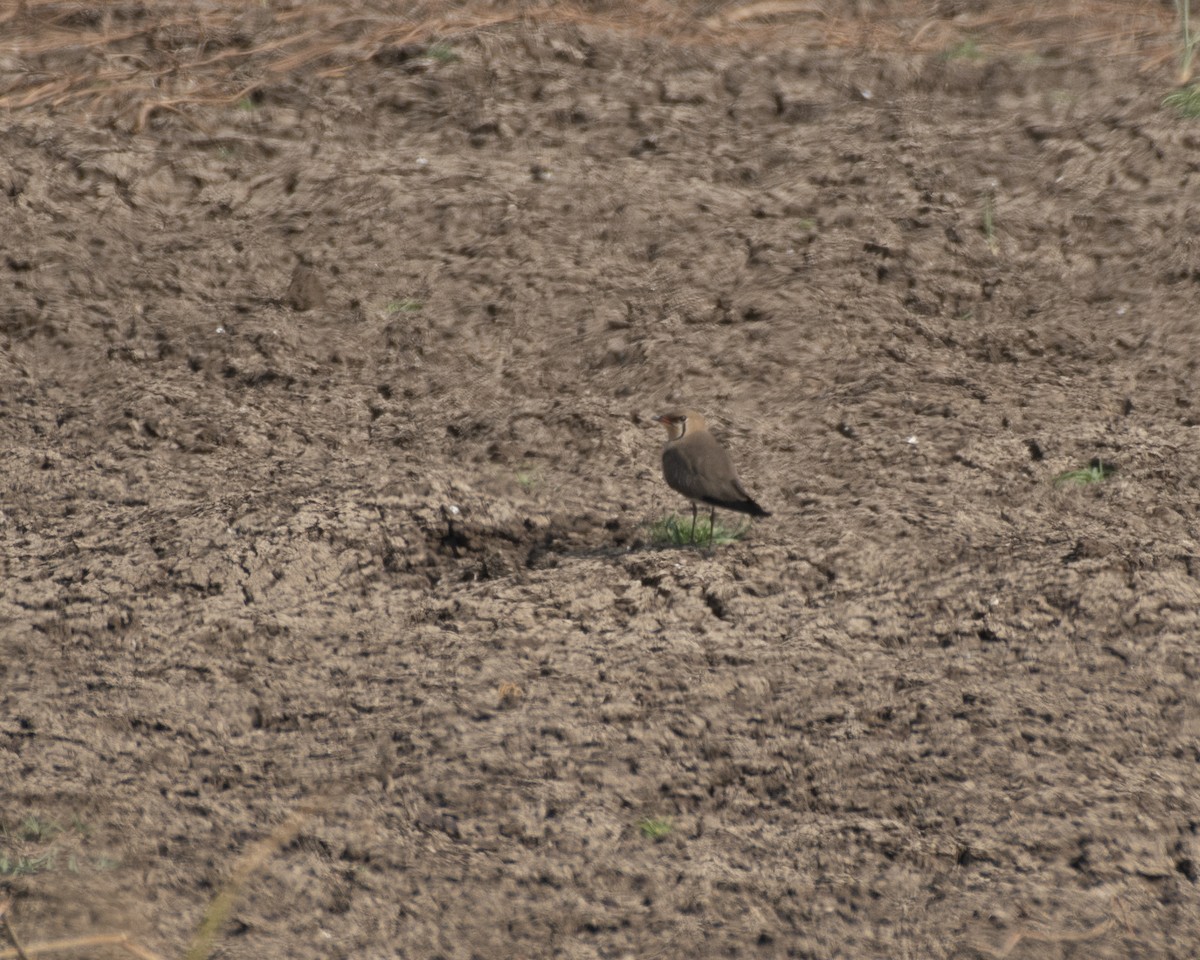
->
[3, 2, 1200, 958]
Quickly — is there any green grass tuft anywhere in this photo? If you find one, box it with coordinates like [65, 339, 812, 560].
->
[942, 39, 983, 61]
[1054, 460, 1116, 487]
[515, 465, 540, 492]
[981, 192, 998, 251]
[14, 814, 62, 842]
[647, 513, 750, 548]
[1163, 85, 1200, 117]
[638, 817, 673, 842]
[0, 814, 111, 879]
[0, 851, 56, 878]
[427, 43, 459, 63]
[386, 297, 423, 314]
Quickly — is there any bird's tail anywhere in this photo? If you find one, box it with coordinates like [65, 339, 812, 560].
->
[709, 496, 771, 517]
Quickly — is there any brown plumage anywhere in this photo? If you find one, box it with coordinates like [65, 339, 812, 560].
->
[654, 409, 770, 542]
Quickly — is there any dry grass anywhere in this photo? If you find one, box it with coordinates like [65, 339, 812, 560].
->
[0, 1, 1181, 130]
[0, 806, 318, 960]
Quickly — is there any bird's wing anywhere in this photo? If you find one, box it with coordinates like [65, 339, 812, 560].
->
[662, 443, 707, 501]
[694, 433, 746, 502]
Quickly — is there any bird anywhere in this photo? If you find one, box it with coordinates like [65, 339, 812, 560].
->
[653, 409, 770, 543]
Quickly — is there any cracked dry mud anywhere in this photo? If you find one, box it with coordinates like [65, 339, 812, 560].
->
[3, 15, 1200, 960]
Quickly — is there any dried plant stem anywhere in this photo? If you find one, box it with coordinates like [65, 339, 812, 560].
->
[183, 807, 317, 960]
[1179, 0, 1196, 81]
[0, 898, 31, 960]
[0, 932, 164, 960]
[0, 1, 1182, 121]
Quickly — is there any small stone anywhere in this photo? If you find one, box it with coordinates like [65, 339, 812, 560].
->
[286, 262, 326, 312]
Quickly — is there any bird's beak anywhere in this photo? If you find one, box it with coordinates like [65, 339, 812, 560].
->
[652, 414, 668, 425]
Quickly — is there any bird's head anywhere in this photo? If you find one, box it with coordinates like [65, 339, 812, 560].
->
[653, 409, 704, 441]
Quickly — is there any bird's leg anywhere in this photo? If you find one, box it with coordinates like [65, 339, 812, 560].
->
[709, 506, 716, 545]
[690, 502, 698, 544]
